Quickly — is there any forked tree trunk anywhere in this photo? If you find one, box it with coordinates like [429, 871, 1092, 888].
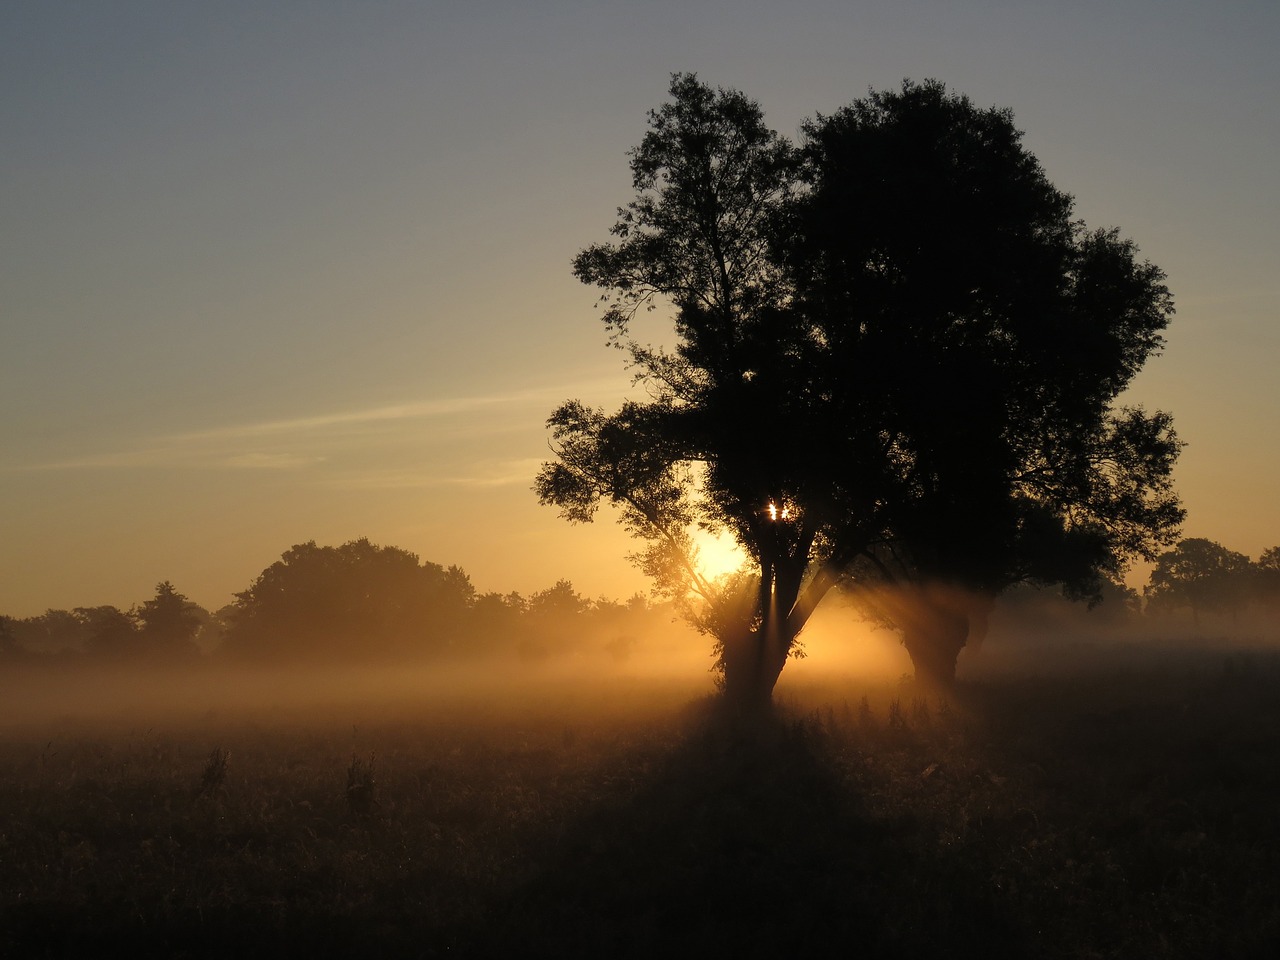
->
[719, 625, 791, 714]
[714, 554, 836, 714]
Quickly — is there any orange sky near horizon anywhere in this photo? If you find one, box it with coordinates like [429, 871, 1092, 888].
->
[2, 1, 1277, 619]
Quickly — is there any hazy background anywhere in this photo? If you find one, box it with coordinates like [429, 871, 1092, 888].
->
[3, 0, 1277, 618]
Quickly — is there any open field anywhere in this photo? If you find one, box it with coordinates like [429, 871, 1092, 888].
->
[3, 649, 1280, 958]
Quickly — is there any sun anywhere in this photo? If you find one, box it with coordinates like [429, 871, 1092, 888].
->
[692, 528, 748, 582]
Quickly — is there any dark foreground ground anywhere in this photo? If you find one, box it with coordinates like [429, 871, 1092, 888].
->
[2, 654, 1280, 958]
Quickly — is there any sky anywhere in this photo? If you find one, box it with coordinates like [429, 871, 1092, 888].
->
[2, 0, 1277, 618]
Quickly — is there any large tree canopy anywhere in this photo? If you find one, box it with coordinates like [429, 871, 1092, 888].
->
[1144, 538, 1254, 626]
[787, 81, 1183, 680]
[222, 539, 475, 660]
[538, 74, 1182, 703]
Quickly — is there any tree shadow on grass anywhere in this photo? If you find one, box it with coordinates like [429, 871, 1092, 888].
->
[1, 699, 1031, 959]
[460, 701, 1027, 959]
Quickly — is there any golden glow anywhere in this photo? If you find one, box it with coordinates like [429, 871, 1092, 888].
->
[692, 528, 748, 582]
[765, 501, 792, 521]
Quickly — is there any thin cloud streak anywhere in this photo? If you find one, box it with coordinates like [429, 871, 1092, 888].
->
[332, 458, 546, 491]
[9, 377, 624, 474]
[165, 379, 625, 443]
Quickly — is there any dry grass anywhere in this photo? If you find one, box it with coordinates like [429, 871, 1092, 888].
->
[2, 661, 1279, 957]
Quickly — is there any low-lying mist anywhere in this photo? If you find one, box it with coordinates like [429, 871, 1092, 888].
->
[6, 587, 1280, 960]
[6, 584, 1278, 733]
[0, 624, 905, 733]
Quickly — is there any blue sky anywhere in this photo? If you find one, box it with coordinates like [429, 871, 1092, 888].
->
[2, 0, 1277, 615]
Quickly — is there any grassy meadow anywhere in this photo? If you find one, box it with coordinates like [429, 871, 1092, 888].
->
[2, 646, 1280, 958]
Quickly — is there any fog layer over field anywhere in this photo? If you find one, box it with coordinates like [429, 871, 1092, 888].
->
[0, 609, 907, 729]
[5, 583, 1279, 731]
[5, 588, 1280, 959]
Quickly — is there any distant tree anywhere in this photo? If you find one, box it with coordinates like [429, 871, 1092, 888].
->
[986, 576, 1140, 642]
[467, 591, 526, 654]
[0, 616, 18, 657]
[1256, 546, 1280, 607]
[528, 580, 591, 620]
[538, 74, 1182, 706]
[1144, 538, 1254, 627]
[519, 580, 593, 661]
[221, 539, 475, 660]
[15, 609, 90, 655]
[1094, 578, 1143, 623]
[76, 605, 142, 658]
[135, 581, 204, 659]
[209, 604, 238, 651]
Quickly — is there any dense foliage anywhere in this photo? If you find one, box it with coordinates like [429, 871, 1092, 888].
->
[219, 539, 476, 660]
[0, 582, 203, 661]
[539, 74, 1184, 698]
[0, 540, 673, 666]
[1144, 537, 1277, 626]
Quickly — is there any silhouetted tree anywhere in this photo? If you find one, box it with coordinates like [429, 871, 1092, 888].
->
[77, 605, 142, 659]
[538, 74, 1182, 706]
[519, 580, 592, 661]
[1144, 538, 1254, 628]
[467, 590, 526, 655]
[221, 539, 475, 660]
[790, 81, 1182, 682]
[0, 616, 18, 658]
[986, 576, 1140, 644]
[528, 580, 591, 620]
[1255, 546, 1280, 608]
[14, 609, 90, 655]
[135, 581, 203, 659]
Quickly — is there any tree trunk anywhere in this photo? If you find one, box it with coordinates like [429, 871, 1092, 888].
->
[714, 552, 826, 715]
[901, 602, 970, 688]
[719, 626, 790, 715]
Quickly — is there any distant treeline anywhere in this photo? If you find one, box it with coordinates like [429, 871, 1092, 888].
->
[2, 536, 1278, 665]
[0, 539, 673, 666]
[983, 537, 1280, 645]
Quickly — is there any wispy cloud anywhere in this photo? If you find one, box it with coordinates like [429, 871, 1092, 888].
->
[169, 395, 511, 442]
[9, 377, 624, 474]
[164, 377, 626, 444]
[332, 458, 546, 491]
[445, 458, 548, 488]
